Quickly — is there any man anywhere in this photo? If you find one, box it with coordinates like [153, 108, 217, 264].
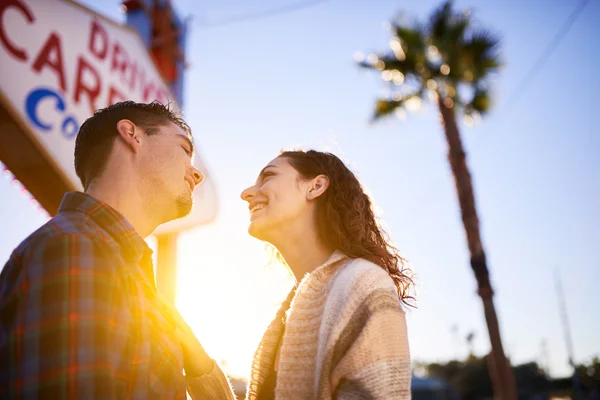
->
[0, 101, 235, 399]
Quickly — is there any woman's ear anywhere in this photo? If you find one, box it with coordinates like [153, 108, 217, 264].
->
[116, 119, 141, 154]
[307, 175, 330, 200]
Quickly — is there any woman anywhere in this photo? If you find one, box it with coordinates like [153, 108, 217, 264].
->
[241, 150, 414, 399]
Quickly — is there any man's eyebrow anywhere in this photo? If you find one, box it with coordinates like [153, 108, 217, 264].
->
[179, 134, 195, 155]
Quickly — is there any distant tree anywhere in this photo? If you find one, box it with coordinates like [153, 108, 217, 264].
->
[575, 357, 600, 391]
[423, 358, 549, 400]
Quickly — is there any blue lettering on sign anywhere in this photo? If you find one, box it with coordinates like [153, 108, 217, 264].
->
[25, 87, 79, 140]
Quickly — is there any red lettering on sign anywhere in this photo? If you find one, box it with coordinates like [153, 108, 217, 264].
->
[107, 86, 126, 106]
[136, 68, 157, 102]
[126, 61, 171, 104]
[142, 82, 157, 102]
[88, 19, 108, 60]
[32, 32, 67, 92]
[74, 56, 101, 115]
[111, 42, 130, 85]
[129, 61, 139, 91]
[0, 0, 36, 61]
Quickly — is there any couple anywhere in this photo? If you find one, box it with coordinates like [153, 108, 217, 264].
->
[0, 101, 414, 399]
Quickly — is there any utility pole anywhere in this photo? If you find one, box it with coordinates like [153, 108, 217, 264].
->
[554, 269, 580, 398]
[539, 339, 550, 376]
[451, 324, 460, 360]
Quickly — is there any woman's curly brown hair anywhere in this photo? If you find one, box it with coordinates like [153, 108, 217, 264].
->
[280, 149, 415, 307]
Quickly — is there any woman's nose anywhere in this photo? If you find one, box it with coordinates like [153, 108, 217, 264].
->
[240, 185, 255, 202]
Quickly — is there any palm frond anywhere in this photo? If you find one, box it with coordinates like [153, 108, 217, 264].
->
[373, 99, 403, 120]
[358, 0, 501, 122]
[429, 1, 470, 46]
[446, 15, 470, 45]
[464, 88, 491, 116]
[393, 23, 427, 56]
[429, 1, 453, 40]
[372, 93, 420, 121]
[467, 30, 501, 58]
[461, 29, 502, 81]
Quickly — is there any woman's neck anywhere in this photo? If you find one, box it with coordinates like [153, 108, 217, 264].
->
[273, 225, 334, 283]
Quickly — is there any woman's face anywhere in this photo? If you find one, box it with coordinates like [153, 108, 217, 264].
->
[240, 156, 312, 242]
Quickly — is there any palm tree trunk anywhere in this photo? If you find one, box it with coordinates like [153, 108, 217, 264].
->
[437, 95, 518, 400]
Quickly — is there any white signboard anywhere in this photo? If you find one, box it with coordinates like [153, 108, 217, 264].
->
[0, 0, 217, 233]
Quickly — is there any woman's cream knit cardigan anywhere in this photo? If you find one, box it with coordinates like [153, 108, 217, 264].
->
[247, 251, 411, 399]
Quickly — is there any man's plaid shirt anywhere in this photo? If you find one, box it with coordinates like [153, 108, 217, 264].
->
[0, 192, 187, 399]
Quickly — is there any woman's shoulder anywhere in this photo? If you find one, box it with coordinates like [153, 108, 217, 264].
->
[339, 257, 396, 287]
[329, 257, 399, 305]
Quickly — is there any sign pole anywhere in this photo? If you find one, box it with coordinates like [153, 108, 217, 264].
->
[156, 233, 178, 303]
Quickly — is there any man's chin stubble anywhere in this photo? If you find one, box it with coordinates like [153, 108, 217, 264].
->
[175, 195, 193, 219]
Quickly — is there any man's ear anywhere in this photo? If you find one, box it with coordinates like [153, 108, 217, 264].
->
[307, 175, 330, 200]
[116, 119, 141, 154]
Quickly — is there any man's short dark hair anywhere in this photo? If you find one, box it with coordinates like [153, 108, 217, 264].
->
[74, 101, 191, 190]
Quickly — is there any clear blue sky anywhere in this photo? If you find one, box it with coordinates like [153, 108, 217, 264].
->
[1, 0, 598, 379]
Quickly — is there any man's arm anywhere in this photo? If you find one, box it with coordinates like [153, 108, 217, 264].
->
[2, 234, 124, 399]
[165, 303, 236, 400]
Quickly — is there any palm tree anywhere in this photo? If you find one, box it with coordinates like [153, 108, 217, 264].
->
[357, 1, 517, 399]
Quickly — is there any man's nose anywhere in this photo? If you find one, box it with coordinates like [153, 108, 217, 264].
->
[190, 167, 204, 186]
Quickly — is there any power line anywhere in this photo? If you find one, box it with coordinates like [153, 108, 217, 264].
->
[196, 0, 330, 29]
[465, 0, 591, 156]
[502, 0, 592, 111]
[408, 0, 592, 224]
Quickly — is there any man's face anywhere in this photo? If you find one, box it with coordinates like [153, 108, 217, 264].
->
[138, 121, 203, 222]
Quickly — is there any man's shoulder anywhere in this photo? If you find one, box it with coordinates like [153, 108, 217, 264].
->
[6, 211, 114, 269]
[0, 212, 115, 299]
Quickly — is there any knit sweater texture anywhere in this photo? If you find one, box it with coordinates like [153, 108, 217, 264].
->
[247, 251, 411, 399]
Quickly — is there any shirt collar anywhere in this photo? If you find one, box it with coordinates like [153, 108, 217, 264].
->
[58, 192, 153, 273]
[302, 250, 349, 281]
[322, 250, 348, 268]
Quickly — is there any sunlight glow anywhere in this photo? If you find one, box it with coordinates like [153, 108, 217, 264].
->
[366, 53, 379, 65]
[392, 70, 404, 85]
[389, 38, 406, 61]
[174, 224, 295, 380]
[440, 64, 451, 75]
[382, 70, 393, 81]
[464, 115, 474, 127]
[426, 46, 441, 64]
[395, 107, 407, 119]
[353, 51, 365, 62]
[405, 97, 422, 111]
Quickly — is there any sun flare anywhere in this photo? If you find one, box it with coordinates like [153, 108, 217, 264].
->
[168, 224, 295, 379]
